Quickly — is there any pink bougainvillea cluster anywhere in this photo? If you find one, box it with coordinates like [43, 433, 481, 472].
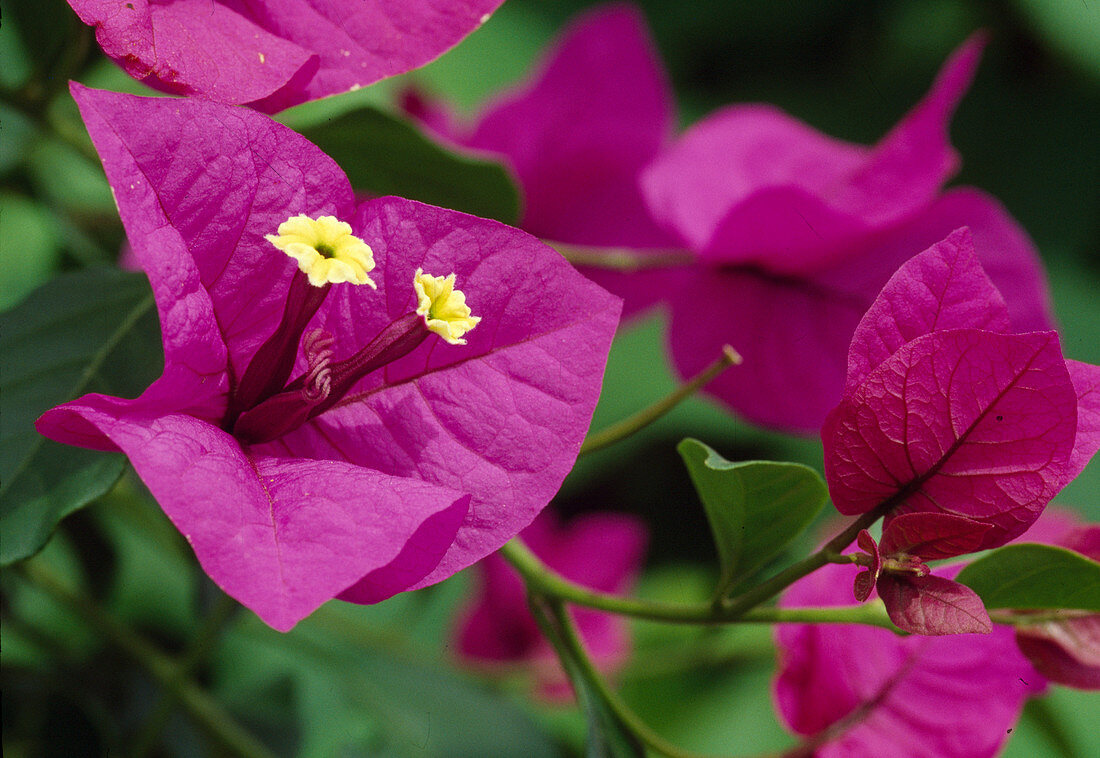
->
[822, 229, 1100, 634]
[35, 4, 1098, 753]
[405, 4, 1055, 433]
[38, 84, 620, 631]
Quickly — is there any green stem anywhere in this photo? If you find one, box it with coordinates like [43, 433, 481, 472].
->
[717, 500, 895, 616]
[549, 241, 696, 271]
[532, 594, 722, 758]
[580, 345, 742, 456]
[499, 539, 902, 632]
[128, 591, 242, 758]
[15, 561, 276, 758]
[989, 608, 1096, 626]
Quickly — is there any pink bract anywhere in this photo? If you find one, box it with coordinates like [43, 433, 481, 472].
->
[66, 0, 502, 112]
[823, 229, 1100, 549]
[36, 85, 620, 631]
[455, 510, 647, 699]
[644, 36, 1054, 432]
[774, 562, 1043, 758]
[404, 2, 680, 318]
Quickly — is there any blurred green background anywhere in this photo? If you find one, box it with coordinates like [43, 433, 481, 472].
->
[2, 0, 1098, 756]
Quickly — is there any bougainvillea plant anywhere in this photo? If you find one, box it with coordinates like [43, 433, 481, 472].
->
[35, 85, 620, 631]
[5, 1, 1099, 756]
[65, 0, 503, 111]
[408, 6, 1056, 435]
[824, 228, 1100, 634]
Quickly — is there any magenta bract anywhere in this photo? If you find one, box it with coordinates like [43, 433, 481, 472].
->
[37, 85, 620, 631]
[66, 0, 502, 112]
[824, 229, 1100, 549]
[853, 515, 993, 635]
[404, 2, 679, 318]
[644, 37, 1054, 432]
[455, 510, 647, 699]
[774, 563, 1043, 757]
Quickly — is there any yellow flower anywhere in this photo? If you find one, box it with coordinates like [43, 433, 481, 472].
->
[414, 269, 481, 345]
[266, 214, 376, 288]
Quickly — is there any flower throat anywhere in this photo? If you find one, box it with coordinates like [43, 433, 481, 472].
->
[224, 215, 480, 444]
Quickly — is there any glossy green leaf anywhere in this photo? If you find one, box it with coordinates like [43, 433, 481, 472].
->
[298, 106, 521, 224]
[956, 543, 1100, 611]
[678, 439, 827, 596]
[0, 268, 161, 565]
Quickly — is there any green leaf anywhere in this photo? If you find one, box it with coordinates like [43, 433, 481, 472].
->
[1, 0, 78, 87]
[1014, 0, 1100, 80]
[678, 439, 827, 596]
[0, 193, 62, 310]
[956, 543, 1100, 611]
[0, 268, 161, 565]
[217, 604, 563, 758]
[298, 106, 521, 224]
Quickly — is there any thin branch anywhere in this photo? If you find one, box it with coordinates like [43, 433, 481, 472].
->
[128, 591, 242, 758]
[548, 241, 696, 271]
[499, 539, 903, 632]
[580, 345, 742, 456]
[14, 561, 276, 758]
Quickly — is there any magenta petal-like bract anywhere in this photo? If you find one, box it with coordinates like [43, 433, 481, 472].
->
[67, 0, 502, 111]
[643, 35, 982, 268]
[879, 512, 992, 561]
[774, 563, 1041, 758]
[1066, 360, 1100, 482]
[647, 35, 1053, 432]
[39, 401, 469, 632]
[407, 3, 678, 318]
[825, 328, 1075, 545]
[38, 85, 619, 630]
[456, 510, 647, 698]
[844, 228, 1010, 393]
[825, 235, 1097, 548]
[877, 573, 992, 636]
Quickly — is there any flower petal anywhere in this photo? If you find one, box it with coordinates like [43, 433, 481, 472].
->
[269, 197, 622, 589]
[823, 328, 1076, 547]
[1065, 359, 1100, 484]
[667, 265, 861, 432]
[467, 3, 672, 246]
[877, 573, 992, 636]
[879, 512, 992, 561]
[834, 34, 986, 228]
[1016, 615, 1100, 689]
[68, 0, 314, 105]
[844, 228, 1010, 393]
[666, 189, 1052, 433]
[776, 563, 1041, 757]
[68, 0, 503, 111]
[642, 34, 982, 271]
[71, 85, 355, 381]
[642, 103, 868, 254]
[39, 396, 469, 631]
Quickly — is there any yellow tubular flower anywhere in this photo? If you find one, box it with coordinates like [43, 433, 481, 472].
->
[414, 268, 482, 345]
[265, 214, 376, 288]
